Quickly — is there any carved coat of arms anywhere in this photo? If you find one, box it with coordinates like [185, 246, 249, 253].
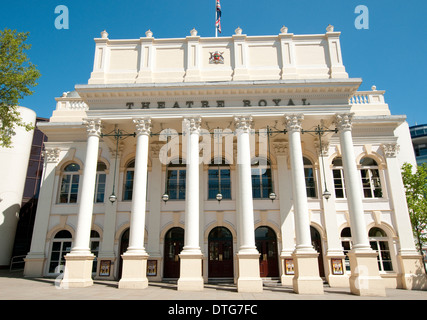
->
[209, 51, 224, 64]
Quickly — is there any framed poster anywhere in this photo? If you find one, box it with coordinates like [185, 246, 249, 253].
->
[285, 259, 294, 275]
[331, 258, 344, 275]
[147, 260, 157, 276]
[99, 260, 111, 277]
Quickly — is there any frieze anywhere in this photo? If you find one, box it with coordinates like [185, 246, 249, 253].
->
[125, 98, 310, 109]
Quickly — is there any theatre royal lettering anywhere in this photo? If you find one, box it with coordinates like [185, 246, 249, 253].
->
[125, 98, 310, 109]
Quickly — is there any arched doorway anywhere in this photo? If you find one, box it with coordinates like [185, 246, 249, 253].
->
[163, 227, 184, 279]
[118, 228, 129, 279]
[255, 226, 279, 277]
[310, 226, 325, 277]
[208, 227, 233, 278]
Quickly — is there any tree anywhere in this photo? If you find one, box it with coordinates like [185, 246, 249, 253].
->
[0, 28, 41, 148]
[401, 162, 427, 272]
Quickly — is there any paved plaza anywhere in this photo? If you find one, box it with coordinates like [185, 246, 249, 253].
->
[1, 270, 426, 301]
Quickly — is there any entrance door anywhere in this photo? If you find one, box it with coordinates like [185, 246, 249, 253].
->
[310, 226, 325, 277]
[163, 227, 184, 278]
[208, 227, 233, 278]
[255, 226, 279, 277]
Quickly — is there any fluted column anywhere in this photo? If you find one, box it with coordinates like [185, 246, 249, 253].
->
[119, 117, 151, 289]
[61, 119, 102, 288]
[234, 115, 263, 293]
[177, 116, 204, 291]
[285, 114, 323, 294]
[335, 113, 385, 296]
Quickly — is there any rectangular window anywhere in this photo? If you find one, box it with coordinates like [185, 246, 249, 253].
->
[167, 169, 186, 200]
[333, 169, 346, 198]
[208, 168, 231, 200]
[304, 168, 316, 198]
[123, 171, 134, 201]
[94, 173, 106, 203]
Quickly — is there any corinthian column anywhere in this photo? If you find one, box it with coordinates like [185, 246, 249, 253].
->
[285, 114, 324, 294]
[177, 116, 204, 291]
[234, 115, 263, 293]
[335, 113, 385, 296]
[119, 118, 151, 289]
[61, 119, 101, 288]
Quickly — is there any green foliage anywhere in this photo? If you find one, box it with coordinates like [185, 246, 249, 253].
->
[0, 28, 41, 148]
[401, 162, 427, 254]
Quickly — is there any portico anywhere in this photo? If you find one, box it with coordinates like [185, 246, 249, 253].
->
[24, 27, 426, 295]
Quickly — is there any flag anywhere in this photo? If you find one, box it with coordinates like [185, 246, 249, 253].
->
[216, 0, 222, 33]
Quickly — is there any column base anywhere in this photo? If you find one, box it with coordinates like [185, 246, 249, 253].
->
[236, 251, 263, 293]
[177, 252, 204, 291]
[118, 252, 149, 289]
[348, 249, 386, 296]
[397, 253, 427, 290]
[23, 253, 45, 277]
[280, 252, 294, 286]
[325, 255, 349, 288]
[61, 253, 94, 288]
[292, 249, 324, 294]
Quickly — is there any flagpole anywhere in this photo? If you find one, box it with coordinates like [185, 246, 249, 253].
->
[215, 0, 217, 37]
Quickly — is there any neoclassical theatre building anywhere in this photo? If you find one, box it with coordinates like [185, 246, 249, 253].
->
[24, 26, 426, 295]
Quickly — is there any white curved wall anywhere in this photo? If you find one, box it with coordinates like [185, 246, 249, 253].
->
[0, 107, 36, 266]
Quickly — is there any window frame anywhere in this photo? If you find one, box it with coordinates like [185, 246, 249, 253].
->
[58, 163, 81, 204]
[94, 162, 107, 203]
[359, 157, 383, 199]
[166, 161, 186, 200]
[332, 157, 346, 199]
[251, 158, 273, 200]
[303, 157, 317, 198]
[208, 157, 231, 200]
[369, 227, 393, 272]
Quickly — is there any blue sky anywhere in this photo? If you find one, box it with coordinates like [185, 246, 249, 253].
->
[1, 1, 426, 126]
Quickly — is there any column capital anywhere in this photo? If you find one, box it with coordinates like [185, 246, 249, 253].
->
[183, 116, 202, 134]
[234, 115, 253, 132]
[381, 143, 400, 158]
[133, 118, 152, 136]
[284, 114, 304, 132]
[42, 147, 61, 163]
[83, 119, 102, 137]
[335, 113, 354, 132]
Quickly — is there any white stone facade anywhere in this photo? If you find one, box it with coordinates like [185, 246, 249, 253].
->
[24, 27, 426, 295]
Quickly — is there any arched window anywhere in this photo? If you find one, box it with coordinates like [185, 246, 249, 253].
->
[340, 227, 352, 272]
[369, 227, 393, 271]
[59, 163, 80, 203]
[303, 157, 316, 198]
[94, 162, 107, 203]
[49, 230, 72, 273]
[90, 230, 100, 273]
[251, 158, 273, 199]
[332, 157, 346, 198]
[123, 160, 135, 201]
[360, 157, 382, 198]
[166, 160, 186, 200]
[208, 158, 231, 200]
